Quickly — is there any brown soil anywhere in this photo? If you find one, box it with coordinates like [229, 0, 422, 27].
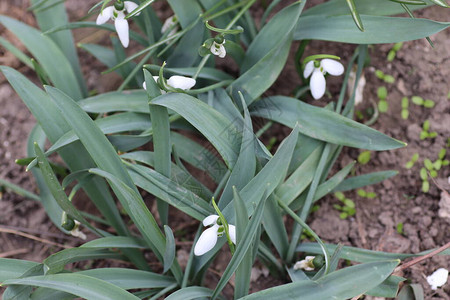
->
[0, 1, 449, 299]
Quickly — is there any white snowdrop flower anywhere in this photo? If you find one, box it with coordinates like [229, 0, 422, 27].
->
[143, 75, 196, 91]
[70, 220, 87, 240]
[96, 1, 140, 48]
[161, 15, 178, 38]
[194, 215, 236, 256]
[210, 40, 226, 58]
[293, 256, 315, 271]
[427, 268, 448, 290]
[303, 58, 344, 100]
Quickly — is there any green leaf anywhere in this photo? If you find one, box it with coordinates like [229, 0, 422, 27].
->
[358, 150, 371, 164]
[152, 93, 241, 168]
[3, 274, 140, 300]
[397, 284, 424, 300]
[81, 236, 148, 249]
[30, 0, 86, 96]
[163, 225, 176, 274]
[126, 163, 214, 220]
[0, 36, 33, 68]
[295, 15, 450, 44]
[345, 0, 365, 31]
[166, 286, 225, 300]
[79, 90, 148, 113]
[251, 96, 405, 150]
[297, 243, 450, 262]
[0, 258, 39, 282]
[0, 15, 83, 100]
[334, 170, 398, 192]
[240, 260, 400, 300]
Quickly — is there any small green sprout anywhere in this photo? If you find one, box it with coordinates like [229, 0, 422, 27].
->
[333, 192, 356, 219]
[358, 150, 371, 165]
[401, 97, 409, 120]
[396, 222, 404, 235]
[375, 70, 395, 83]
[411, 96, 435, 108]
[405, 153, 419, 169]
[387, 42, 403, 62]
[420, 120, 438, 140]
[357, 189, 376, 199]
[377, 86, 388, 113]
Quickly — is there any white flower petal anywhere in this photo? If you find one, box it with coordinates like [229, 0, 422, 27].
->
[162, 15, 176, 33]
[228, 225, 236, 244]
[167, 75, 196, 90]
[194, 226, 219, 256]
[310, 69, 326, 100]
[124, 1, 139, 15]
[114, 18, 129, 48]
[303, 61, 315, 78]
[321, 59, 344, 76]
[210, 41, 226, 58]
[96, 6, 114, 25]
[427, 268, 449, 290]
[203, 215, 219, 226]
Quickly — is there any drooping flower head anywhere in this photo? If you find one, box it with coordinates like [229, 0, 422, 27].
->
[143, 75, 196, 92]
[293, 256, 316, 271]
[427, 268, 449, 290]
[96, 1, 140, 48]
[303, 58, 344, 100]
[194, 215, 236, 256]
[210, 40, 226, 58]
[161, 15, 179, 38]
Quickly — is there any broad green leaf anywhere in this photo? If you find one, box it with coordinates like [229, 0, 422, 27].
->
[240, 260, 400, 300]
[397, 284, 425, 300]
[0, 15, 82, 100]
[303, 0, 432, 16]
[241, 1, 305, 73]
[153, 93, 241, 168]
[263, 194, 289, 259]
[3, 274, 140, 300]
[78, 90, 148, 113]
[43, 248, 124, 274]
[295, 15, 450, 44]
[334, 170, 398, 192]
[0, 258, 39, 282]
[81, 236, 148, 249]
[297, 243, 450, 262]
[251, 96, 405, 150]
[163, 225, 176, 274]
[366, 275, 405, 297]
[30, 0, 87, 96]
[0, 36, 33, 68]
[80, 268, 176, 289]
[166, 286, 224, 300]
[126, 163, 214, 220]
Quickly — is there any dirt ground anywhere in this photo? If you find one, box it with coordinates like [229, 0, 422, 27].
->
[0, 1, 449, 299]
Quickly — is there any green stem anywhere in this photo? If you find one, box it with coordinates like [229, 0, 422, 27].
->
[225, 0, 258, 30]
[192, 55, 211, 80]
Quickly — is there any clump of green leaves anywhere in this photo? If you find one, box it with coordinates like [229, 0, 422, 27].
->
[375, 70, 395, 83]
[420, 120, 437, 140]
[377, 86, 388, 113]
[358, 150, 371, 165]
[357, 189, 376, 199]
[334, 192, 356, 219]
[411, 96, 435, 108]
[420, 167, 430, 192]
[419, 149, 448, 193]
[405, 153, 419, 169]
[401, 97, 409, 120]
[387, 42, 403, 62]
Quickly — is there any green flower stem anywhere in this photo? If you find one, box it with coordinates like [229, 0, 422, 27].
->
[212, 197, 235, 255]
[277, 198, 330, 274]
[187, 80, 233, 95]
[203, 0, 248, 22]
[192, 54, 211, 80]
[224, 0, 258, 31]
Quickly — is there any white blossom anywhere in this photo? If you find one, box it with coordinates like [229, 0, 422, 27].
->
[303, 58, 344, 100]
[70, 220, 86, 240]
[427, 268, 448, 290]
[161, 15, 178, 38]
[210, 40, 226, 58]
[142, 75, 196, 91]
[293, 256, 315, 271]
[194, 215, 236, 256]
[96, 1, 140, 48]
